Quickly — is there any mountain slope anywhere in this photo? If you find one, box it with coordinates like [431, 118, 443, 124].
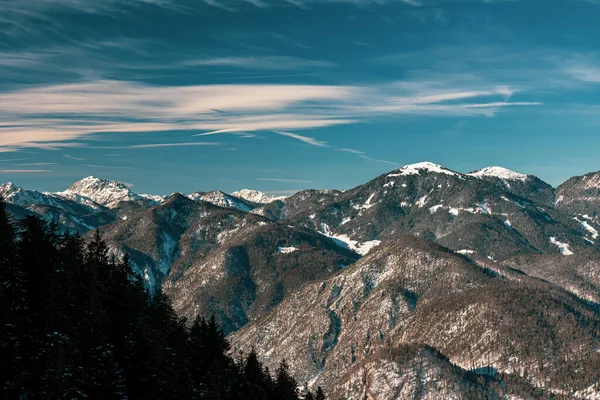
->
[333, 344, 549, 400]
[502, 250, 600, 303]
[251, 189, 342, 221]
[556, 169, 600, 220]
[187, 190, 259, 212]
[230, 237, 600, 397]
[95, 193, 359, 333]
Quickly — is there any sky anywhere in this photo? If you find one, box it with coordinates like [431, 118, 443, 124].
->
[1, 0, 600, 195]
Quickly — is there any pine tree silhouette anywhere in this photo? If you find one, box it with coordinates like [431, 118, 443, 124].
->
[0, 207, 321, 400]
[315, 386, 326, 400]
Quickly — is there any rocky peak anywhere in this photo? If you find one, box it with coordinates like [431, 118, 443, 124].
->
[231, 189, 286, 204]
[56, 176, 139, 208]
[187, 190, 257, 212]
[1, 181, 56, 207]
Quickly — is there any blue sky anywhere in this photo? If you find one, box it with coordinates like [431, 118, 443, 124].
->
[1, 0, 600, 195]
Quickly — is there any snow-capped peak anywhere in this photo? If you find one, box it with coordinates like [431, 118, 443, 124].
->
[1, 182, 54, 207]
[1, 182, 27, 204]
[388, 161, 459, 178]
[55, 176, 139, 209]
[187, 190, 255, 212]
[0, 181, 17, 193]
[231, 189, 286, 204]
[469, 166, 528, 182]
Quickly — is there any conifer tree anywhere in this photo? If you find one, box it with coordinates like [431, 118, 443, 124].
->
[0, 211, 318, 400]
[315, 386, 327, 400]
[274, 359, 298, 400]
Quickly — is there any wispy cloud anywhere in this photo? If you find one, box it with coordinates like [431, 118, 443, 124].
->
[359, 155, 401, 166]
[0, 158, 28, 162]
[19, 162, 58, 166]
[82, 164, 133, 169]
[183, 56, 334, 70]
[0, 79, 539, 151]
[274, 131, 328, 147]
[101, 142, 222, 149]
[64, 154, 85, 161]
[257, 178, 313, 183]
[0, 169, 53, 173]
[339, 148, 365, 155]
[565, 60, 600, 83]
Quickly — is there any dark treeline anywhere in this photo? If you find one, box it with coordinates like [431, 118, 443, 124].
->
[0, 200, 325, 400]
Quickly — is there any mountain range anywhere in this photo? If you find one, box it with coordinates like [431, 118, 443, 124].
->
[3, 162, 600, 399]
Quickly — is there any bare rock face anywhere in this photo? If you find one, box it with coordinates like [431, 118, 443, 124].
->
[230, 237, 600, 398]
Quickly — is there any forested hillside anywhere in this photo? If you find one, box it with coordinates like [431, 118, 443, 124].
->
[0, 200, 324, 400]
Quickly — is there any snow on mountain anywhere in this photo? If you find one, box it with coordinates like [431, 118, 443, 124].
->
[231, 189, 286, 204]
[388, 161, 460, 178]
[1, 181, 101, 212]
[55, 176, 142, 209]
[277, 246, 298, 254]
[319, 222, 381, 255]
[549, 236, 574, 256]
[556, 170, 600, 217]
[469, 166, 528, 182]
[187, 190, 256, 212]
[577, 172, 600, 189]
[1, 182, 57, 207]
[139, 193, 167, 203]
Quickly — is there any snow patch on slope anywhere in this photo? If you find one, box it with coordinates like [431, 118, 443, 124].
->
[457, 249, 477, 255]
[574, 217, 599, 240]
[549, 237, 574, 256]
[319, 223, 381, 255]
[278, 246, 298, 254]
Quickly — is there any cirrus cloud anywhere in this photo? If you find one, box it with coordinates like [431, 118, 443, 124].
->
[0, 79, 539, 150]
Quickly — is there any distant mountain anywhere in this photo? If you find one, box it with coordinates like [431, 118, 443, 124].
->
[1, 181, 99, 213]
[187, 190, 258, 212]
[231, 189, 286, 204]
[251, 189, 342, 221]
[230, 237, 600, 397]
[55, 176, 157, 209]
[0, 181, 115, 232]
[468, 165, 555, 206]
